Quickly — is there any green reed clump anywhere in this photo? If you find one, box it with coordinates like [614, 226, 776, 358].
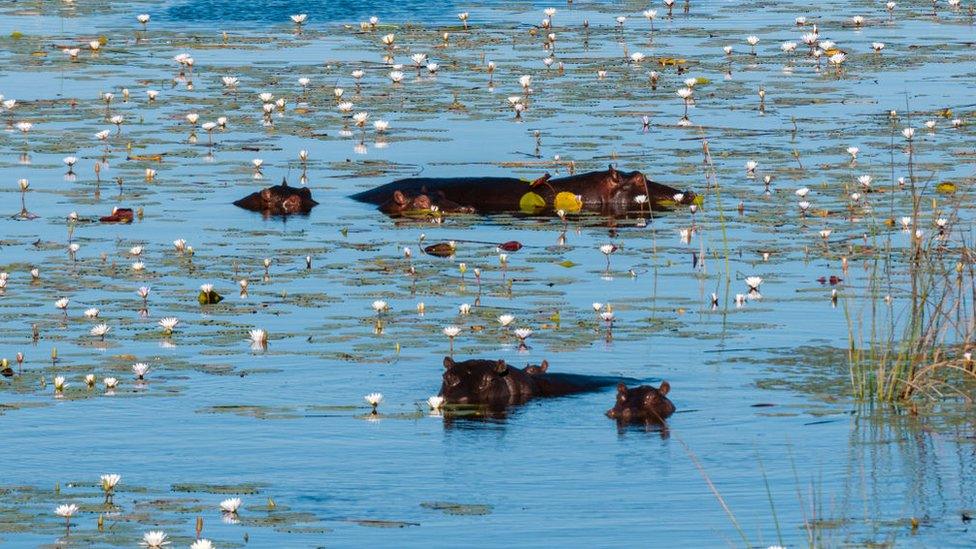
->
[846, 131, 976, 403]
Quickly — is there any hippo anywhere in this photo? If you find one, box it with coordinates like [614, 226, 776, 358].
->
[522, 360, 549, 376]
[234, 180, 318, 216]
[379, 189, 476, 217]
[351, 166, 696, 216]
[606, 382, 675, 424]
[439, 356, 629, 409]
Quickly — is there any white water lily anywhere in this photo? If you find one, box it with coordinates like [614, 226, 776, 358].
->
[84, 308, 100, 319]
[55, 297, 70, 310]
[745, 277, 763, 291]
[90, 324, 110, 338]
[498, 314, 515, 327]
[388, 71, 404, 83]
[140, 530, 170, 548]
[156, 318, 178, 335]
[220, 497, 242, 513]
[54, 376, 67, 392]
[249, 329, 268, 345]
[371, 300, 388, 313]
[291, 13, 308, 24]
[795, 187, 810, 198]
[190, 540, 214, 549]
[129, 245, 143, 256]
[100, 473, 121, 492]
[132, 363, 150, 379]
[131, 261, 145, 271]
[443, 325, 461, 338]
[85, 374, 96, 388]
[592, 303, 603, 312]
[353, 112, 370, 127]
[514, 328, 533, 341]
[857, 175, 872, 188]
[519, 74, 532, 89]
[427, 395, 445, 410]
[599, 244, 616, 256]
[55, 503, 78, 518]
[104, 377, 119, 389]
[900, 216, 913, 229]
[364, 392, 383, 407]
[137, 286, 151, 300]
[373, 120, 389, 132]
[458, 303, 471, 315]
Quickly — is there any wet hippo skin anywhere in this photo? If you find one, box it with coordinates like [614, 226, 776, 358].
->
[439, 356, 631, 410]
[606, 382, 675, 423]
[352, 166, 696, 216]
[234, 180, 319, 216]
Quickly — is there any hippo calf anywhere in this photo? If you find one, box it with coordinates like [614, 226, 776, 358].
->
[234, 180, 318, 216]
[439, 356, 627, 409]
[606, 382, 675, 423]
[379, 189, 475, 217]
[352, 166, 697, 217]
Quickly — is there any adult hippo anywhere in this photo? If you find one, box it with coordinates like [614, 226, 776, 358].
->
[352, 166, 696, 216]
[606, 382, 675, 424]
[438, 356, 630, 410]
[234, 180, 318, 216]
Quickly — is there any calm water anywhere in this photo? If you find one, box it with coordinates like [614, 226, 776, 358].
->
[1, 0, 975, 547]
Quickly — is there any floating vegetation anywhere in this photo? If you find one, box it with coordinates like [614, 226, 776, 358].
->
[1, 0, 975, 546]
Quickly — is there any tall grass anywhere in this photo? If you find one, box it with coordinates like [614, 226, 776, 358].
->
[845, 122, 976, 403]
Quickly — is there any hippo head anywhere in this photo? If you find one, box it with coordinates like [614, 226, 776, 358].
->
[606, 382, 675, 423]
[235, 181, 317, 215]
[380, 190, 434, 215]
[604, 165, 652, 204]
[604, 165, 698, 210]
[522, 360, 549, 376]
[440, 356, 530, 406]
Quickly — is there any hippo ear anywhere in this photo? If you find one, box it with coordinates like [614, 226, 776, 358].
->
[539, 360, 549, 373]
[280, 176, 289, 187]
[443, 356, 455, 369]
[658, 381, 670, 396]
[495, 360, 509, 376]
[393, 190, 408, 205]
[608, 164, 620, 181]
[616, 382, 628, 395]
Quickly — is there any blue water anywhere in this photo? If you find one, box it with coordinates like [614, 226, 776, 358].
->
[1, 0, 975, 547]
